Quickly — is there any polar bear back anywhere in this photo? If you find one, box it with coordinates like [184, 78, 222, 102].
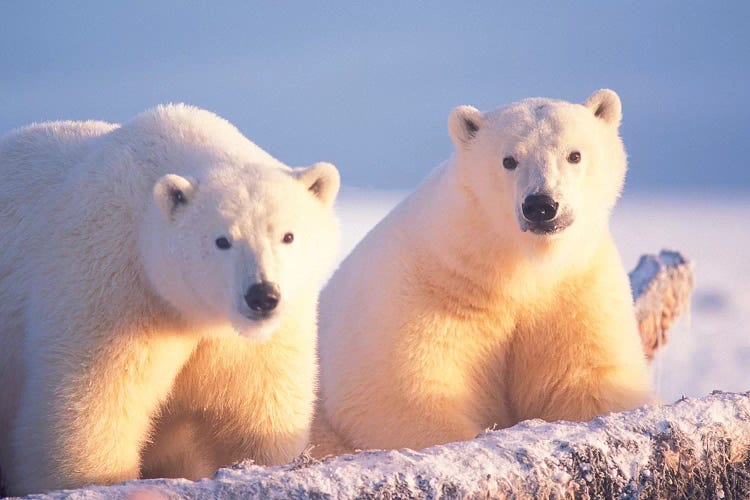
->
[0, 121, 119, 328]
[0, 121, 118, 214]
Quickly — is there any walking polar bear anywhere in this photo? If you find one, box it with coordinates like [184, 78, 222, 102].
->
[313, 89, 655, 455]
[0, 105, 340, 495]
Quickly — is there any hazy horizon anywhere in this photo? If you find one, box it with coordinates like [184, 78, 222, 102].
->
[2, 2, 748, 191]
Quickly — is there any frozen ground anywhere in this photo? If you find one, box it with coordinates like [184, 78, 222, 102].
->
[336, 187, 750, 403]
[26, 391, 750, 498]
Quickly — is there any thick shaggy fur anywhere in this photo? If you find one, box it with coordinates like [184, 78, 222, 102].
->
[313, 90, 654, 455]
[0, 105, 339, 494]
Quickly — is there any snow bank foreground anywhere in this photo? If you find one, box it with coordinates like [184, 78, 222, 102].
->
[14, 391, 749, 499]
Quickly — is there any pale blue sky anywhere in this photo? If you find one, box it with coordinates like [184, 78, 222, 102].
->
[1, 2, 748, 190]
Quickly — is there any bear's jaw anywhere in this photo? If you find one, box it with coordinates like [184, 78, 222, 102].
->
[222, 307, 285, 342]
[242, 309, 279, 322]
[519, 212, 574, 236]
[233, 317, 282, 342]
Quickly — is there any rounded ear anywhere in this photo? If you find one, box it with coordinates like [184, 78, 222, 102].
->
[153, 174, 196, 219]
[293, 162, 340, 207]
[448, 105, 483, 148]
[584, 89, 622, 128]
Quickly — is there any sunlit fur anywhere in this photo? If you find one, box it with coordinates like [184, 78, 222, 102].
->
[0, 105, 339, 494]
[312, 90, 654, 455]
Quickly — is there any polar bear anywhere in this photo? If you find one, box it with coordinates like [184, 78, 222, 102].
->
[0, 105, 339, 495]
[313, 89, 655, 455]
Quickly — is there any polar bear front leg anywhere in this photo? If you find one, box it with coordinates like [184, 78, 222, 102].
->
[508, 272, 655, 424]
[143, 328, 318, 478]
[139, 412, 216, 480]
[7, 328, 197, 495]
[324, 348, 491, 451]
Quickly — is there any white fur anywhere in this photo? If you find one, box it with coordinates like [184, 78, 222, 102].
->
[0, 105, 339, 494]
[313, 90, 654, 455]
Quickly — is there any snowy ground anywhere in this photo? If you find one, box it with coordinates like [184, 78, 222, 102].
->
[26, 391, 750, 499]
[336, 187, 750, 403]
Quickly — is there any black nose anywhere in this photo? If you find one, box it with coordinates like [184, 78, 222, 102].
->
[522, 194, 559, 222]
[244, 281, 280, 314]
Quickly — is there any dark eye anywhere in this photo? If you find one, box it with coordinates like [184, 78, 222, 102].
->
[215, 237, 232, 250]
[503, 156, 518, 170]
[567, 151, 582, 164]
[170, 189, 186, 205]
[282, 232, 294, 244]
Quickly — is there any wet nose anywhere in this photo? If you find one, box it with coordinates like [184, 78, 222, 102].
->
[244, 281, 280, 314]
[522, 194, 559, 222]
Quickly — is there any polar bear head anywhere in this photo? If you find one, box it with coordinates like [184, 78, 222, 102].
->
[134, 106, 340, 340]
[448, 89, 626, 256]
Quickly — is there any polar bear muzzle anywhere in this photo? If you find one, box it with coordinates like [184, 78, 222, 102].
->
[244, 280, 281, 318]
[522, 194, 558, 223]
[520, 193, 574, 235]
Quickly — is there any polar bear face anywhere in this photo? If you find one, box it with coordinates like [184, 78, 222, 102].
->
[140, 160, 340, 340]
[448, 89, 626, 254]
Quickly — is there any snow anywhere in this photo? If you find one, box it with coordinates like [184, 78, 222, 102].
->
[22, 391, 750, 499]
[628, 250, 689, 300]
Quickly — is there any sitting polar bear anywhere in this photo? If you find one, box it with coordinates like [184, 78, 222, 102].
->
[0, 105, 339, 495]
[313, 89, 655, 455]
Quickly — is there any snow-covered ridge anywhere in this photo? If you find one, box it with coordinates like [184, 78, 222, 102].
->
[18, 391, 750, 499]
[629, 250, 690, 300]
[629, 250, 695, 360]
